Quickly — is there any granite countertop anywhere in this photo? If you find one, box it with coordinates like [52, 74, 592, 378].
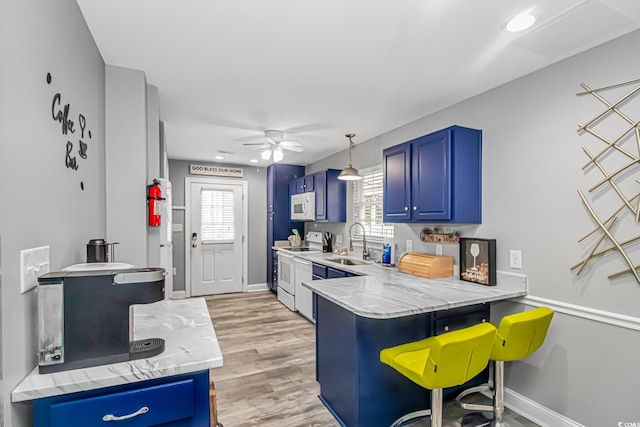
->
[292, 251, 528, 319]
[12, 298, 222, 402]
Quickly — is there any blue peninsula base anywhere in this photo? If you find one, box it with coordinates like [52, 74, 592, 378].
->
[315, 295, 489, 427]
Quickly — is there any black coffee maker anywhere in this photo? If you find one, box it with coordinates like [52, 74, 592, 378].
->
[37, 268, 165, 373]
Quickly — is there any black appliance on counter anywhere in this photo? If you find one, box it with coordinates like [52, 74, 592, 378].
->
[86, 238, 118, 263]
[36, 268, 165, 373]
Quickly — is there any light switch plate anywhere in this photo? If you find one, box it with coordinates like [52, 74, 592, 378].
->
[406, 240, 413, 252]
[20, 246, 50, 294]
[336, 235, 343, 244]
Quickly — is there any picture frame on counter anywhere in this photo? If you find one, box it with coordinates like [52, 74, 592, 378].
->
[459, 238, 496, 286]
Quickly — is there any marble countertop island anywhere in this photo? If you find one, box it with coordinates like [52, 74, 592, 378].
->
[282, 249, 528, 319]
[12, 297, 222, 402]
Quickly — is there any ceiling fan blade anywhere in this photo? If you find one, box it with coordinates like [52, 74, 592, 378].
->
[243, 142, 270, 146]
[280, 140, 302, 148]
[281, 145, 304, 152]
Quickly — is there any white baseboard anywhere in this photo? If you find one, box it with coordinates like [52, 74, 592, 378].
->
[246, 282, 269, 292]
[504, 387, 585, 427]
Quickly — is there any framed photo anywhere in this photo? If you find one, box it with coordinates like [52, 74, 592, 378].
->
[459, 238, 496, 286]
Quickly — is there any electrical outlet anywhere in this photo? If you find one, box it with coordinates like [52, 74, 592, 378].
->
[436, 245, 443, 256]
[406, 240, 413, 252]
[509, 250, 522, 269]
[336, 234, 343, 244]
[20, 246, 50, 293]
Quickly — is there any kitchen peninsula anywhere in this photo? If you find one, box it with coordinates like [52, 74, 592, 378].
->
[12, 298, 222, 426]
[296, 252, 527, 427]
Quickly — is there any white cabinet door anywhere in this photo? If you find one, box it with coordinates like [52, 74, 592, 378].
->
[294, 258, 314, 322]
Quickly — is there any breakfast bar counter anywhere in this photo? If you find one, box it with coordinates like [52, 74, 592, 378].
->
[292, 252, 527, 427]
[12, 298, 222, 426]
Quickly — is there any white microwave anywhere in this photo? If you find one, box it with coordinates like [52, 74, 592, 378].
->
[291, 192, 316, 221]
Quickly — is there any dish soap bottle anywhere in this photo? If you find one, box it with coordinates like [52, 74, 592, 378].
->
[382, 243, 391, 265]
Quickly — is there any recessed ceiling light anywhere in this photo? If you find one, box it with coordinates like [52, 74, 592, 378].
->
[214, 155, 224, 160]
[250, 159, 258, 163]
[506, 12, 536, 32]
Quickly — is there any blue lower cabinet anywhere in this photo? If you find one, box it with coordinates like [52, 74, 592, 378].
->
[34, 371, 210, 427]
[315, 297, 489, 427]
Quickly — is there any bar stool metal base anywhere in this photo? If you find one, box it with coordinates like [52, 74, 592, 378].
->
[390, 388, 442, 427]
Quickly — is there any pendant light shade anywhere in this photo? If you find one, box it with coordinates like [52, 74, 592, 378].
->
[338, 134, 362, 181]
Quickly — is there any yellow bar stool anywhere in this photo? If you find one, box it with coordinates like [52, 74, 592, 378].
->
[456, 307, 554, 427]
[380, 322, 497, 427]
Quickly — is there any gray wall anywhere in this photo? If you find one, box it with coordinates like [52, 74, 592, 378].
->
[168, 160, 267, 291]
[0, 1, 106, 425]
[146, 85, 161, 267]
[307, 29, 640, 426]
[105, 65, 149, 267]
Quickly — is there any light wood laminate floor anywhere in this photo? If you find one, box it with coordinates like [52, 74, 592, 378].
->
[206, 291, 540, 427]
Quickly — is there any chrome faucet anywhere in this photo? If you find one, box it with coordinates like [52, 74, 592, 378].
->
[348, 222, 370, 260]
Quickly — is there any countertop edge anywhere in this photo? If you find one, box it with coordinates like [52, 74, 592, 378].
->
[11, 298, 222, 402]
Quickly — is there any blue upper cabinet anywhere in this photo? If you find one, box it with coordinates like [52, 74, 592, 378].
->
[383, 143, 412, 221]
[290, 175, 315, 194]
[314, 169, 345, 222]
[383, 125, 482, 224]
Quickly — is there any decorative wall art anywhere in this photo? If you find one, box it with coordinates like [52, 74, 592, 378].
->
[459, 238, 496, 286]
[47, 72, 94, 190]
[420, 227, 460, 244]
[573, 78, 640, 284]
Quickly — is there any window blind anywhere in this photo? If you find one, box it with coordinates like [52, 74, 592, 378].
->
[201, 189, 234, 241]
[352, 167, 394, 240]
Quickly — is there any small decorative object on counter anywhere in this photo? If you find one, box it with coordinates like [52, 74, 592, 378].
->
[459, 238, 496, 286]
[332, 246, 348, 255]
[288, 229, 301, 247]
[420, 227, 460, 244]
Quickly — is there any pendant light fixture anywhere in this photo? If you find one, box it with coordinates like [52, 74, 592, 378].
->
[338, 134, 362, 181]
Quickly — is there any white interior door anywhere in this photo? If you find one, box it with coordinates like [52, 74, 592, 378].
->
[189, 181, 244, 295]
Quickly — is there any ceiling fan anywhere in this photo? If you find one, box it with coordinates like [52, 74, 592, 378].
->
[243, 130, 304, 162]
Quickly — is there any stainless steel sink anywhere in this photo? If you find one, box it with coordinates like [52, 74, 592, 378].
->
[326, 258, 367, 266]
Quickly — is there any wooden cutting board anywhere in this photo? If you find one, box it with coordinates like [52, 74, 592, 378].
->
[398, 252, 454, 279]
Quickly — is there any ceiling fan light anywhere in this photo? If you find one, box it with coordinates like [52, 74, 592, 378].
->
[338, 166, 362, 181]
[261, 149, 272, 161]
[273, 147, 284, 162]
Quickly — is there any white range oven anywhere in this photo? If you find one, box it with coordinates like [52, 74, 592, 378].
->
[277, 232, 323, 316]
[277, 252, 295, 310]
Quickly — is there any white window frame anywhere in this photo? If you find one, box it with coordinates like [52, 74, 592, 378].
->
[351, 165, 394, 243]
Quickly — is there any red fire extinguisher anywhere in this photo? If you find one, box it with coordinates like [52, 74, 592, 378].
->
[147, 179, 164, 227]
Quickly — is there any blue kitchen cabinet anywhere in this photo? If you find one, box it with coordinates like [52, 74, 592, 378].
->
[313, 169, 346, 222]
[267, 164, 305, 290]
[382, 143, 412, 222]
[382, 125, 482, 224]
[34, 371, 210, 427]
[290, 175, 314, 194]
[315, 298, 489, 427]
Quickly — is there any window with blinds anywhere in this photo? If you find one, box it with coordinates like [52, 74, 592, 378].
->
[201, 189, 234, 242]
[352, 166, 394, 240]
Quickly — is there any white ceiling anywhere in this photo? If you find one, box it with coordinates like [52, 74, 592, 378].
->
[76, 0, 640, 167]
